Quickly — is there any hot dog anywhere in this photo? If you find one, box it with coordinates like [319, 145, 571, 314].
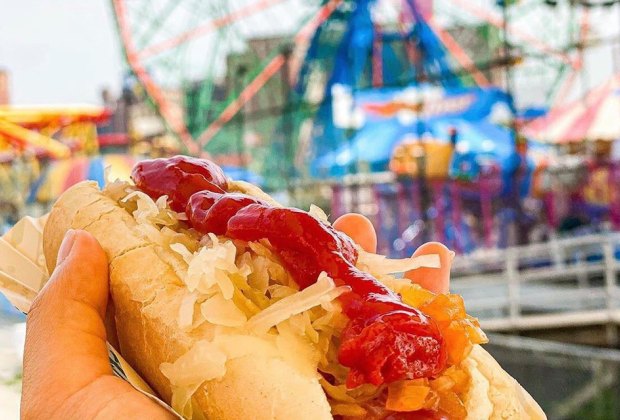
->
[43, 155, 545, 419]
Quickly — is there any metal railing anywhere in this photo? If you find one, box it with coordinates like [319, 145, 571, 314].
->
[486, 334, 620, 419]
[451, 233, 620, 336]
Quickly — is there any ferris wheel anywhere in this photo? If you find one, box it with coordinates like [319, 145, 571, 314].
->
[111, 0, 590, 165]
[433, 0, 589, 108]
[110, 0, 337, 157]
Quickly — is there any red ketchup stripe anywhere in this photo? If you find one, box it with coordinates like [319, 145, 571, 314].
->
[131, 157, 447, 388]
[132, 155, 227, 212]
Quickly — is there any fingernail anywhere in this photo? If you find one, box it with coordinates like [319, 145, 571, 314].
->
[57, 229, 78, 265]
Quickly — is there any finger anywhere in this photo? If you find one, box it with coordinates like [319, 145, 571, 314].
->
[405, 242, 454, 294]
[333, 213, 378, 253]
[22, 229, 112, 413]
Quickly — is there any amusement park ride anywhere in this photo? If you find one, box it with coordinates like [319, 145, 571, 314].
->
[2, 0, 619, 252]
[108, 0, 587, 168]
[106, 0, 620, 253]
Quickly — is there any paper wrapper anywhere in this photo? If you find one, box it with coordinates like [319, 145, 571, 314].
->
[0, 215, 182, 418]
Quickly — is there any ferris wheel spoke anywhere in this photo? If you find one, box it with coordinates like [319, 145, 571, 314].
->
[195, 0, 344, 148]
[192, 35, 225, 131]
[196, 53, 286, 148]
[133, 0, 184, 50]
[112, 0, 197, 154]
[549, 65, 575, 105]
[426, 18, 490, 87]
[124, 0, 168, 41]
[447, 0, 577, 68]
[138, 0, 290, 60]
[551, 8, 589, 105]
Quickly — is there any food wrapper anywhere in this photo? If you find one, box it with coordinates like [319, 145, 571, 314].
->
[0, 215, 182, 418]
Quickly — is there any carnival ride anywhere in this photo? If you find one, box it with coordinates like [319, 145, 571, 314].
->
[0, 106, 110, 159]
[0, 105, 115, 228]
[524, 73, 620, 233]
[109, 0, 586, 160]
[0, 0, 573, 253]
[108, 0, 618, 253]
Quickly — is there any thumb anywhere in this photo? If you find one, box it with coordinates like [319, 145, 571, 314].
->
[22, 229, 113, 412]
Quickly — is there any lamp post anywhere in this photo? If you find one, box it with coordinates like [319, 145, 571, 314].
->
[280, 43, 295, 203]
[236, 64, 248, 170]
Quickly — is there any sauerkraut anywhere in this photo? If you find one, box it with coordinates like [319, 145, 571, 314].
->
[108, 181, 484, 420]
[247, 272, 349, 334]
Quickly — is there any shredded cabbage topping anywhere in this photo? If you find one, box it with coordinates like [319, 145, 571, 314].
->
[246, 272, 349, 334]
[308, 204, 329, 223]
[107, 183, 486, 419]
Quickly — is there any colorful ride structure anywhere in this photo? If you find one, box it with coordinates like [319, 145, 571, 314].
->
[110, 0, 609, 254]
[0, 105, 114, 227]
[524, 73, 620, 236]
[0, 106, 110, 160]
[290, 0, 536, 254]
[109, 0, 582, 159]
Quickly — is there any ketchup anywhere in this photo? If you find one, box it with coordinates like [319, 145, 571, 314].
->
[131, 157, 447, 388]
[132, 155, 227, 212]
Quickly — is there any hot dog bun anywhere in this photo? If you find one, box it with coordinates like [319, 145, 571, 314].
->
[43, 181, 545, 419]
[43, 181, 332, 420]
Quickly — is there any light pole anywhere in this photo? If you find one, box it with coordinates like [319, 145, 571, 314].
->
[236, 64, 247, 170]
[280, 43, 295, 203]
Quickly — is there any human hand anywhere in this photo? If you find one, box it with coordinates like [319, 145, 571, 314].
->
[334, 213, 452, 294]
[21, 229, 174, 420]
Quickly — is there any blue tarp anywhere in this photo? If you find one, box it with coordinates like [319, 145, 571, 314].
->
[312, 117, 519, 179]
[432, 119, 520, 176]
[518, 107, 548, 120]
[310, 115, 555, 199]
[311, 85, 515, 176]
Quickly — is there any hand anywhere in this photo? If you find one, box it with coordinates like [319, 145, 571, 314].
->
[21, 229, 174, 420]
[334, 213, 451, 294]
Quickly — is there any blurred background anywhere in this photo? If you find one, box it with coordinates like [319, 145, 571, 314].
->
[2, 0, 620, 418]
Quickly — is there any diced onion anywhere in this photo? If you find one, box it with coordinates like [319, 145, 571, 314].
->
[331, 403, 368, 417]
[381, 277, 416, 294]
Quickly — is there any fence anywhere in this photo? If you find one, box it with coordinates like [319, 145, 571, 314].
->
[449, 233, 620, 343]
[328, 159, 620, 258]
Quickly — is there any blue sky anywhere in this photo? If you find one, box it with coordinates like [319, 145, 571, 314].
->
[0, 0, 123, 105]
